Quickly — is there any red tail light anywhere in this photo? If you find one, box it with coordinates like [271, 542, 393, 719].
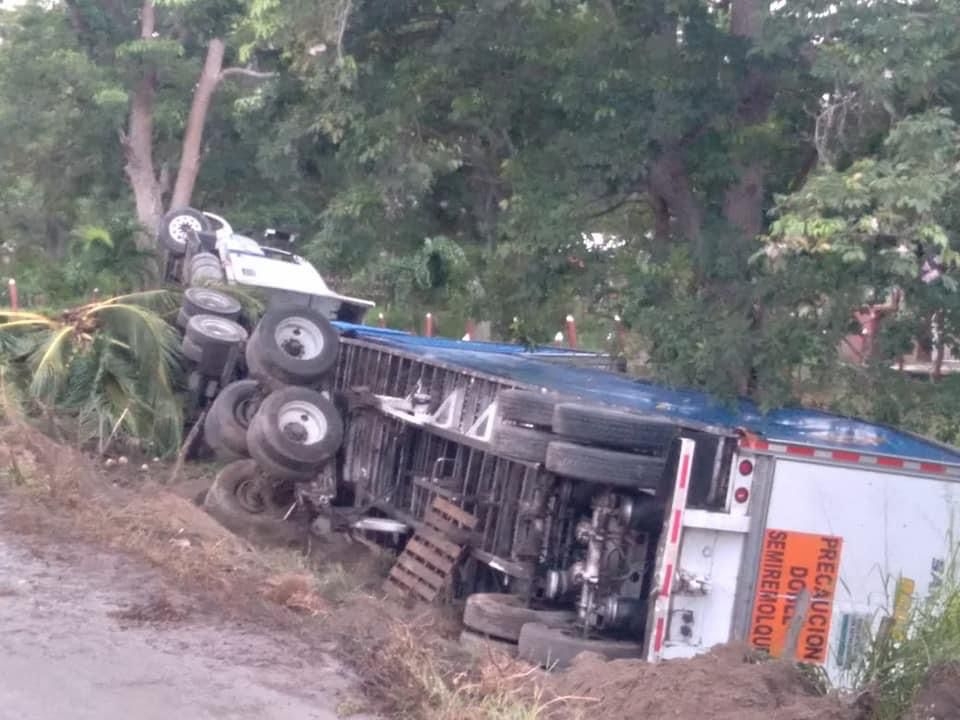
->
[738, 459, 754, 476]
[734, 487, 750, 504]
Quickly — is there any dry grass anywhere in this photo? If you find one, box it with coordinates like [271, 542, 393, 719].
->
[0, 419, 583, 720]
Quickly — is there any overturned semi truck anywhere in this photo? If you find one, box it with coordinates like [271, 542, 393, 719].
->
[159, 208, 960, 686]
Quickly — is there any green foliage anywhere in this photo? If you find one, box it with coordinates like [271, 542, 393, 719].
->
[0, 292, 184, 455]
[5, 0, 960, 447]
[849, 549, 960, 720]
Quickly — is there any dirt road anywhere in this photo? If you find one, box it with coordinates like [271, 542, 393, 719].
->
[0, 536, 377, 720]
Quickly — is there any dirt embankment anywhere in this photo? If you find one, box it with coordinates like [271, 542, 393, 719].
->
[543, 646, 853, 720]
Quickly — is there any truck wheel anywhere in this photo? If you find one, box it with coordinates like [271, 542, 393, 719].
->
[185, 314, 248, 349]
[181, 335, 203, 363]
[552, 403, 679, 453]
[517, 622, 645, 669]
[459, 629, 517, 658]
[188, 252, 224, 285]
[462, 593, 576, 642]
[246, 306, 339, 387]
[246, 386, 344, 479]
[159, 206, 210, 256]
[247, 423, 318, 482]
[545, 441, 665, 489]
[203, 380, 261, 459]
[183, 287, 241, 321]
[497, 389, 560, 428]
[490, 423, 552, 464]
[203, 459, 297, 541]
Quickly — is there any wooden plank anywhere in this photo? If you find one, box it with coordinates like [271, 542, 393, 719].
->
[389, 563, 438, 602]
[395, 554, 446, 590]
[414, 525, 462, 559]
[405, 537, 456, 575]
[431, 497, 478, 529]
[423, 512, 472, 543]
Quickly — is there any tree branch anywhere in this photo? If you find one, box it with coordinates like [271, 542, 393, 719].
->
[219, 67, 276, 81]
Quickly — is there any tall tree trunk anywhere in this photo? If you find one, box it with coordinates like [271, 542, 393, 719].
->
[723, 0, 772, 242]
[170, 38, 226, 209]
[122, 0, 166, 249]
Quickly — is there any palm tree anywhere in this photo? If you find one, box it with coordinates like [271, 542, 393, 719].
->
[0, 290, 184, 455]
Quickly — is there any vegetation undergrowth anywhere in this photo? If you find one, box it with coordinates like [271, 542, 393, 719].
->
[849, 552, 960, 720]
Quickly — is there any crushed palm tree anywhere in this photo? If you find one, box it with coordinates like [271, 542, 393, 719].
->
[0, 290, 184, 456]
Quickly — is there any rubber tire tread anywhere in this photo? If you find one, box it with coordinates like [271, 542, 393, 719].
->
[497, 389, 560, 427]
[183, 287, 241, 320]
[181, 335, 203, 363]
[185, 314, 247, 348]
[159, 207, 210, 255]
[246, 386, 343, 472]
[462, 593, 576, 642]
[490, 423, 552, 464]
[545, 441, 665, 489]
[247, 423, 318, 482]
[203, 460, 291, 539]
[246, 307, 339, 386]
[517, 623, 644, 669]
[552, 402, 679, 452]
[203, 380, 260, 459]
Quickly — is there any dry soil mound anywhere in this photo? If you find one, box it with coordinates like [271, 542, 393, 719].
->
[547, 645, 854, 720]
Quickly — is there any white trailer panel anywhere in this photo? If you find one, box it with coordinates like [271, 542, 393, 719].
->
[757, 459, 960, 684]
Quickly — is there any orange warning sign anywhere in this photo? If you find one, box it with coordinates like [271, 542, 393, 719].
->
[748, 530, 843, 664]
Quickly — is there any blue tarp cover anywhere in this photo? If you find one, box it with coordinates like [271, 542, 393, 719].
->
[336, 323, 960, 465]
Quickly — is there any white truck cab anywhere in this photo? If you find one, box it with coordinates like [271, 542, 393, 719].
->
[160, 207, 375, 323]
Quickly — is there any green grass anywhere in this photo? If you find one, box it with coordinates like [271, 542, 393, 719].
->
[851, 555, 960, 720]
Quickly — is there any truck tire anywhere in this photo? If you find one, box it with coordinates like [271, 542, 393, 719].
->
[497, 389, 560, 428]
[159, 206, 210, 256]
[188, 253, 224, 285]
[181, 335, 203, 363]
[203, 459, 296, 541]
[490, 422, 552, 464]
[545, 441, 665, 489]
[463, 593, 576, 642]
[247, 422, 318, 482]
[246, 306, 339, 387]
[183, 287, 241, 321]
[552, 403, 679, 453]
[203, 380, 261, 459]
[185, 314, 248, 349]
[246, 386, 343, 479]
[517, 622, 645, 669]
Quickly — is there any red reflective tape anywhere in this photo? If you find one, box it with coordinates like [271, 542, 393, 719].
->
[877, 456, 904, 468]
[921, 462, 946, 473]
[670, 510, 682, 543]
[678, 453, 691, 489]
[832, 450, 860, 462]
[786, 445, 815, 457]
[653, 617, 665, 652]
[660, 563, 674, 597]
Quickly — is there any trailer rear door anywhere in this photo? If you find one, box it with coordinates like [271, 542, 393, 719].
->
[740, 457, 960, 685]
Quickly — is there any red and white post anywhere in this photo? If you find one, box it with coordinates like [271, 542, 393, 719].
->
[565, 314, 578, 348]
[7, 278, 18, 310]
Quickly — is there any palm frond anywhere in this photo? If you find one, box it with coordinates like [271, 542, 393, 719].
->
[95, 289, 180, 313]
[28, 326, 74, 400]
[82, 302, 180, 393]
